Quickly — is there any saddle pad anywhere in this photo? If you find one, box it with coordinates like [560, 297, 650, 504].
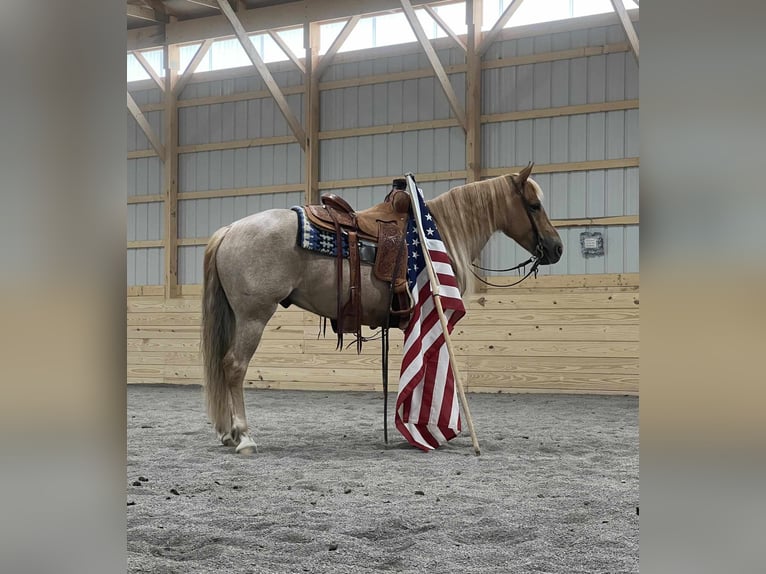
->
[291, 206, 376, 262]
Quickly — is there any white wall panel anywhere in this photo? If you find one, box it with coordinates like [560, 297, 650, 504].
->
[127, 247, 163, 285]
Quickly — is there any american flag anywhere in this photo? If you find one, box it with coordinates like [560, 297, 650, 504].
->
[395, 181, 467, 451]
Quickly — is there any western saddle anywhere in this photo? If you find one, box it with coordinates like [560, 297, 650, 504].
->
[304, 178, 413, 353]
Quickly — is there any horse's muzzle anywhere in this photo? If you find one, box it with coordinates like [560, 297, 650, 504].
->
[538, 238, 563, 265]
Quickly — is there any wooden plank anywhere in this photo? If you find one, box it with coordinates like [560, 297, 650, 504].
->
[127, 297, 201, 312]
[131, 50, 165, 91]
[127, 310, 305, 327]
[466, 0, 483, 185]
[127, 92, 165, 161]
[399, 0, 467, 131]
[177, 135, 296, 154]
[127, 194, 164, 204]
[163, 44, 180, 298]
[459, 308, 639, 326]
[314, 16, 361, 80]
[128, 240, 164, 249]
[268, 30, 305, 74]
[216, 0, 307, 150]
[552, 215, 639, 228]
[305, 22, 320, 205]
[467, 355, 638, 374]
[481, 158, 639, 177]
[467, 291, 640, 309]
[467, 386, 637, 396]
[466, 372, 639, 393]
[609, 0, 639, 61]
[127, 4, 161, 22]
[318, 170, 467, 190]
[175, 86, 305, 108]
[173, 38, 214, 97]
[481, 99, 639, 124]
[454, 340, 639, 358]
[318, 118, 460, 141]
[319, 65, 466, 91]
[178, 183, 304, 201]
[478, 0, 525, 57]
[423, 5, 466, 52]
[475, 272, 639, 289]
[481, 42, 629, 70]
[128, 149, 158, 159]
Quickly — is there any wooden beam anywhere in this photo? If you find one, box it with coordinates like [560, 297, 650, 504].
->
[173, 38, 214, 97]
[177, 135, 296, 154]
[399, 0, 467, 131]
[465, 0, 482, 182]
[551, 215, 639, 227]
[183, 0, 220, 8]
[423, 5, 466, 52]
[128, 240, 165, 249]
[269, 30, 305, 75]
[127, 4, 161, 22]
[131, 50, 165, 91]
[127, 92, 165, 161]
[481, 157, 640, 177]
[128, 149, 158, 159]
[319, 118, 460, 140]
[609, 0, 639, 61]
[478, 0, 525, 57]
[178, 183, 304, 201]
[314, 16, 361, 81]
[305, 22, 321, 205]
[481, 99, 640, 124]
[128, 194, 164, 204]
[216, 0, 307, 150]
[163, 44, 180, 298]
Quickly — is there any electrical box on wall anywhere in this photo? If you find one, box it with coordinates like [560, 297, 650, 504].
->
[580, 231, 604, 258]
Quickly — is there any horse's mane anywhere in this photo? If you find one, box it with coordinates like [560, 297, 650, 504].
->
[426, 175, 515, 296]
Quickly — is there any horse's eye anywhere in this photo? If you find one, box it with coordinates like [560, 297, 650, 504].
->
[529, 203, 541, 212]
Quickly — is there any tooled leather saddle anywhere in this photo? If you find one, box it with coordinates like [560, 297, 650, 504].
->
[304, 178, 414, 353]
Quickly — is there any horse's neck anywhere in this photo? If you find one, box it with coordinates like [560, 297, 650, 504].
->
[426, 182, 502, 292]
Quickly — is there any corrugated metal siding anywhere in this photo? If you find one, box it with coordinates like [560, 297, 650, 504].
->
[322, 47, 465, 82]
[320, 126, 465, 182]
[178, 69, 304, 101]
[127, 110, 163, 152]
[127, 202, 164, 241]
[178, 191, 304, 240]
[127, 157, 163, 197]
[178, 144, 304, 192]
[127, 247, 163, 285]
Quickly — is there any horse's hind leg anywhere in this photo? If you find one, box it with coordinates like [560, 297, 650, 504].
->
[222, 311, 273, 455]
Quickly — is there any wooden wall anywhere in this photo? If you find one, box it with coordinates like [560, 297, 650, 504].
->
[127, 273, 638, 395]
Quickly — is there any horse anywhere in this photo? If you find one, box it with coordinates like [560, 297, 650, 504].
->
[201, 163, 563, 454]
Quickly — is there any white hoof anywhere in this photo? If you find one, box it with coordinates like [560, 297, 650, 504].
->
[235, 434, 257, 455]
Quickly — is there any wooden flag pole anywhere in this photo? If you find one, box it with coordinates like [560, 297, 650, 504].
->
[405, 174, 481, 456]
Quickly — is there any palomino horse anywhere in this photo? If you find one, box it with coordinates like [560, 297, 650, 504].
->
[201, 164, 563, 454]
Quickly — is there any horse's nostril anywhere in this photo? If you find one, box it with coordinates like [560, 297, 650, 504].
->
[555, 244, 563, 257]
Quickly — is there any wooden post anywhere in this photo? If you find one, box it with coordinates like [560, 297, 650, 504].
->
[466, 0, 487, 294]
[405, 174, 481, 456]
[304, 22, 320, 205]
[163, 43, 179, 298]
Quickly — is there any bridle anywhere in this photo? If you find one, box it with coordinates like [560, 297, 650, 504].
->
[470, 172, 546, 288]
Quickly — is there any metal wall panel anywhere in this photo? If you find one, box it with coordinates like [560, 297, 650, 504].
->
[483, 52, 635, 114]
[127, 157, 163, 197]
[178, 191, 304, 239]
[127, 247, 163, 285]
[127, 110, 163, 152]
[319, 127, 465, 182]
[178, 68, 304, 101]
[127, 202, 164, 241]
[482, 110, 637, 168]
[178, 144, 304, 192]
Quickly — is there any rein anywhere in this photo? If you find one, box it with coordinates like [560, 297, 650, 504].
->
[470, 171, 545, 288]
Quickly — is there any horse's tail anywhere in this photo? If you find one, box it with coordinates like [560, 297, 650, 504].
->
[201, 225, 234, 436]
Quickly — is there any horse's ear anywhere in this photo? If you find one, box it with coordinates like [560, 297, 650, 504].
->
[515, 162, 534, 185]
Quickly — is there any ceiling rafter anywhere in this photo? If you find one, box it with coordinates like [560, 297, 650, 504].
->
[216, 0, 307, 149]
[609, 0, 639, 61]
[399, 0, 467, 131]
[314, 15, 361, 81]
[478, 0, 525, 57]
[423, 5, 466, 52]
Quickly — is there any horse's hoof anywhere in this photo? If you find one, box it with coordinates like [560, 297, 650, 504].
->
[235, 434, 257, 455]
[220, 432, 240, 447]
